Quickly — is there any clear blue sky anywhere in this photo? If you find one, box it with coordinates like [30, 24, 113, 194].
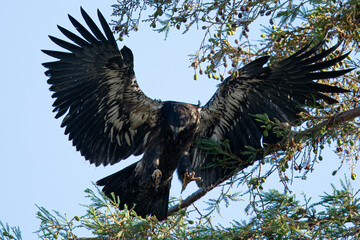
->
[0, 1, 358, 239]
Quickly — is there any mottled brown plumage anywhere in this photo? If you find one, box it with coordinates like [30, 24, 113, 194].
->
[97, 102, 200, 219]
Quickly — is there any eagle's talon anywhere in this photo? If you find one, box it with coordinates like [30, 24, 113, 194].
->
[181, 171, 201, 193]
[152, 169, 162, 190]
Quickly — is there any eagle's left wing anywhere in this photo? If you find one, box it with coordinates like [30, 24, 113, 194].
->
[191, 40, 352, 187]
[43, 8, 163, 166]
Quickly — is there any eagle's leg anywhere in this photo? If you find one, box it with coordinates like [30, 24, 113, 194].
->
[181, 171, 201, 193]
[152, 169, 162, 191]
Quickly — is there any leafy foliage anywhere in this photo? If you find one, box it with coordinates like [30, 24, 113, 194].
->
[112, 0, 360, 80]
[30, 178, 360, 239]
[3, 178, 360, 239]
[35, 185, 197, 239]
[229, 178, 360, 239]
[0, 221, 22, 240]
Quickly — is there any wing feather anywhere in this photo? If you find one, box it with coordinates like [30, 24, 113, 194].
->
[97, 9, 118, 46]
[80, 8, 107, 42]
[192, 39, 352, 187]
[57, 25, 92, 48]
[43, 8, 162, 166]
[68, 14, 99, 45]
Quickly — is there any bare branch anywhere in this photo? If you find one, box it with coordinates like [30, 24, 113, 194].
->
[297, 106, 360, 138]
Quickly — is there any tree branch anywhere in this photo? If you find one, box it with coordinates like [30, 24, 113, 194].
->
[297, 106, 360, 138]
[168, 187, 211, 216]
[74, 238, 106, 240]
[168, 107, 360, 217]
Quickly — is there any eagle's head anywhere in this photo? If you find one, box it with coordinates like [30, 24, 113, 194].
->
[162, 101, 201, 142]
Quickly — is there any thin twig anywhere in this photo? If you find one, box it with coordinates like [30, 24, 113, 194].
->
[74, 238, 106, 240]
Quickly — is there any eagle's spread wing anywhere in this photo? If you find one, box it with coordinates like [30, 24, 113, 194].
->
[43, 8, 162, 166]
[192, 40, 352, 187]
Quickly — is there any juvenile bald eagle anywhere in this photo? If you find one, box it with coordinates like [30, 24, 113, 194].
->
[43, 8, 352, 220]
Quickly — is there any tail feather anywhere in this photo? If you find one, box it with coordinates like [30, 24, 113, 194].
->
[96, 161, 170, 220]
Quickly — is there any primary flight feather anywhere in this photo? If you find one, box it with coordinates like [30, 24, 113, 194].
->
[43, 8, 352, 220]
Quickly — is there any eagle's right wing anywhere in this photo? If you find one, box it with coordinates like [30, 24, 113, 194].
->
[43, 8, 163, 166]
[190, 39, 352, 188]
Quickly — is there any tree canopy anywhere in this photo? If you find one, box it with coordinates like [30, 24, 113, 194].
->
[2, 0, 360, 239]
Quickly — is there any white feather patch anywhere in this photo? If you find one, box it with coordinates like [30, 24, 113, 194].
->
[124, 132, 131, 146]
